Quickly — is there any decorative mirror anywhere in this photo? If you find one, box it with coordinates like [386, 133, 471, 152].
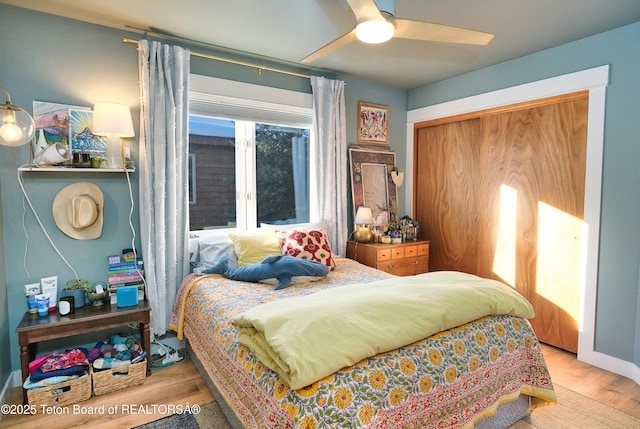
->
[348, 147, 398, 224]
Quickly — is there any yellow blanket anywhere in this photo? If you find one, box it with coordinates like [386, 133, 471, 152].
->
[232, 271, 534, 390]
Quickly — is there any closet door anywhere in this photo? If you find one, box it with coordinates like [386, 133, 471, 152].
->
[414, 119, 481, 274]
[414, 93, 588, 353]
[478, 97, 588, 353]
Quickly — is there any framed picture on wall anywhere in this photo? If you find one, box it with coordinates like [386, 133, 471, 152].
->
[348, 147, 398, 222]
[32, 101, 90, 159]
[357, 101, 389, 144]
[69, 109, 106, 153]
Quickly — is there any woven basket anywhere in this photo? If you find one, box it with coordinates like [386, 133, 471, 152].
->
[27, 372, 92, 407]
[92, 359, 146, 396]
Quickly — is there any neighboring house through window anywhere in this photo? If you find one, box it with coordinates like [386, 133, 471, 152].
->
[188, 75, 313, 239]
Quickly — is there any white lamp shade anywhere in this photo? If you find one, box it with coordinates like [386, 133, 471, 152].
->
[92, 102, 134, 137]
[354, 206, 374, 225]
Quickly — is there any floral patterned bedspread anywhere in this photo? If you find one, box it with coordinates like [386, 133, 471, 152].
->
[170, 258, 556, 429]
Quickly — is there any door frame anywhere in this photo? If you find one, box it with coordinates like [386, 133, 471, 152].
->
[405, 66, 635, 379]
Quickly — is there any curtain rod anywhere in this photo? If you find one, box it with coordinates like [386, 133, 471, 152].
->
[122, 37, 311, 80]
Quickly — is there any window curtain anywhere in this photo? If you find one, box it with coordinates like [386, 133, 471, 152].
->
[137, 40, 191, 336]
[310, 76, 348, 256]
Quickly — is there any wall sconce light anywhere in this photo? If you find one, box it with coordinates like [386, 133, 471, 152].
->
[354, 206, 374, 242]
[91, 102, 134, 169]
[0, 87, 35, 147]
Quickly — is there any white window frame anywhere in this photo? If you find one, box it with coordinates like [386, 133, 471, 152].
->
[188, 153, 196, 205]
[235, 121, 256, 230]
[188, 74, 313, 249]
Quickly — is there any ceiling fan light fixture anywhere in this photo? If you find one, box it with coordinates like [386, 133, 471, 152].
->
[356, 20, 394, 44]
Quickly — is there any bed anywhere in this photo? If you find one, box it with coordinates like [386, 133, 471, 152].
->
[170, 231, 556, 428]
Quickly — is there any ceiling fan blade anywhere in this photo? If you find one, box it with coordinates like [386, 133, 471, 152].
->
[393, 18, 494, 45]
[346, 0, 385, 22]
[301, 29, 358, 63]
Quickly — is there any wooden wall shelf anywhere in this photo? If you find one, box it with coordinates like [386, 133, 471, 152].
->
[18, 166, 135, 173]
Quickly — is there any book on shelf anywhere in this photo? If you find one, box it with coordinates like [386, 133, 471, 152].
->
[107, 282, 145, 292]
[108, 255, 143, 270]
[106, 254, 145, 301]
[108, 262, 144, 272]
[108, 268, 144, 276]
[108, 268, 145, 277]
[108, 271, 145, 285]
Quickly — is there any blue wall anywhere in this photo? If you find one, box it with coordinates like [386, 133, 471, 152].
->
[0, 4, 407, 379]
[0, 5, 142, 377]
[408, 22, 640, 366]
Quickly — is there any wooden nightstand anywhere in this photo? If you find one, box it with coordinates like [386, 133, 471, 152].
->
[346, 240, 430, 276]
[15, 301, 151, 404]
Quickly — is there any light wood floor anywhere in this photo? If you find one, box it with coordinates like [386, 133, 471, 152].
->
[2, 344, 639, 428]
[540, 344, 640, 419]
[1, 354, 214, 428]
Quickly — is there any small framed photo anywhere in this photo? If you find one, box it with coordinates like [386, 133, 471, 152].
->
[69, 109, 106, 153]
[358, 101, 389, 144]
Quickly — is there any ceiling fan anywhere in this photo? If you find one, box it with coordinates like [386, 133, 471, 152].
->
[301, 0, 494, 63]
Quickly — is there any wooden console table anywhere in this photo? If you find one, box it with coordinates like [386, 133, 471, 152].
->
[15, 301, 151, 404]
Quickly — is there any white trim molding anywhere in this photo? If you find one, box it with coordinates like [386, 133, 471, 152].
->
[405, 66, 640, 382]
[0, 370, 22, 412]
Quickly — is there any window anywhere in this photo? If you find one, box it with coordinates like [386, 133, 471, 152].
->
[188, 75, 313, 233]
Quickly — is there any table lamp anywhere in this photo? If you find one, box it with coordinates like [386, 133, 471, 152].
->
[354, 206, 374, 242]
[92, 102, 134, 168]
[0, 87, 35, 147]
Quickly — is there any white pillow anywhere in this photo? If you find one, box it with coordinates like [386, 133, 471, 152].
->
[191, 235, 238, 271]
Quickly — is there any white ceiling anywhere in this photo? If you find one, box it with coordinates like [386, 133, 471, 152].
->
[4, 0, 640, 89]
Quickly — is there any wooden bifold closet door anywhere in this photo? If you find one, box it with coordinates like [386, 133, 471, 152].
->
[414, 92, 588, 353]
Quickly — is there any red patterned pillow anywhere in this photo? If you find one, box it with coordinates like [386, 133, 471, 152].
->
[277, 228, 335, 269]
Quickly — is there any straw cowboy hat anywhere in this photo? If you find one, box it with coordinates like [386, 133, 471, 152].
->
[52, 182, 104, 240]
